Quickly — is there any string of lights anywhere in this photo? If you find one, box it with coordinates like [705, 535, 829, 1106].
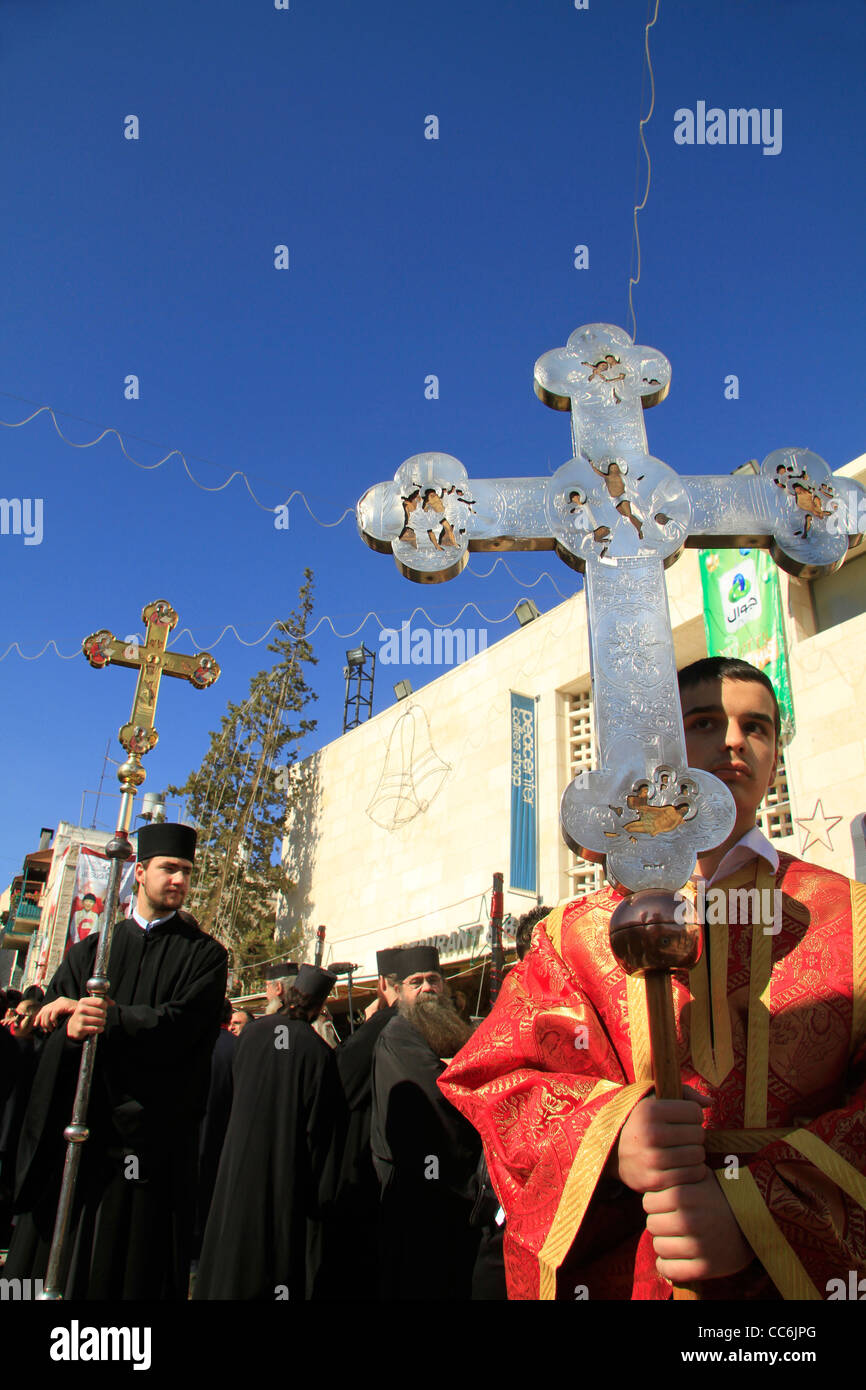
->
[627, 0, 661, 341]
[468, 557, 571, 598]
[0, 582, 582, 663]
[0, 396, 576, 631]
[0, 394, 352, 525]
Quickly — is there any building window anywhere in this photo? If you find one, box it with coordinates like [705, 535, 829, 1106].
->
[565, 689, 604, 898]
[757, 752, 793, 840]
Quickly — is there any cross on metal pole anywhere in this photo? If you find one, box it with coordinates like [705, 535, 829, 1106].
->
[358, 322, 865, 895]
[40, 599, 220, 1299]
[359, 322, 865, 1302]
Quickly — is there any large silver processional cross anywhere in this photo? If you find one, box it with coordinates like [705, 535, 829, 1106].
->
[358, 324, 865, 894]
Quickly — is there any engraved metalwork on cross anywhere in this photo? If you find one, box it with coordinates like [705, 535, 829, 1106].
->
[358, 323, 865, 892]
[83, 599, 221, 757]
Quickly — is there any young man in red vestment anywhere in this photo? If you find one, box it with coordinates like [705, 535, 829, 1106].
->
[440, 658, 866, 1301]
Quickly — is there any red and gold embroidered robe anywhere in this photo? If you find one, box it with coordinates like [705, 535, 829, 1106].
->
[439, 854, 866, 1299]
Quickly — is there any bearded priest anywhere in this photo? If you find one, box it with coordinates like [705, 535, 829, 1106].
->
[371, 945, 481, 1300]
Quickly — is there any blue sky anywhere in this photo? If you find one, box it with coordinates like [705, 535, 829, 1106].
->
[1, 0, 864, 880]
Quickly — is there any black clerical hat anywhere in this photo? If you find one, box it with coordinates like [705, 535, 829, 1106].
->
[294, 963, 337, 1008]
[263, 960, 299, 981]
[376, 948, 402, 977]
[390, 945, 440, 979]
[136, 822, 197, 865]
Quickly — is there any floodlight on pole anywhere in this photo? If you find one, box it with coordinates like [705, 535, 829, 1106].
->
[393, 679, 413, 701]
[342, 643, 375, 733]
[140, 792, 166, 823]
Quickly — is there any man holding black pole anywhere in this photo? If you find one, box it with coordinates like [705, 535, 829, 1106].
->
[4, 822, 227, 1300]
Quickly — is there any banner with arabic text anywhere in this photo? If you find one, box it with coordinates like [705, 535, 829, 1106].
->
[698, 547, 795, 742]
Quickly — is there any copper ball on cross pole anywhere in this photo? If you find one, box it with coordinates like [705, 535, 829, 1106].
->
[609, 889, 701, 976]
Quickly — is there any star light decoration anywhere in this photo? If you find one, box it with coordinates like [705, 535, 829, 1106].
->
[795, 799, 843, 854]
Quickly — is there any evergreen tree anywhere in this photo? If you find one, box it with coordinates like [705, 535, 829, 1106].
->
[168, 570, 317, 981]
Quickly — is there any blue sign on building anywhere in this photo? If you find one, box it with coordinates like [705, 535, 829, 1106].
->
[510, 693, 537, 893]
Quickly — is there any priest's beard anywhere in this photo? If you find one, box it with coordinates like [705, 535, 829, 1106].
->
[398, 992, 473, 1059]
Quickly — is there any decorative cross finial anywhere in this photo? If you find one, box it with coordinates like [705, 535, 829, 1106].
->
[358, 324, 865, 892]
[84, 599, 220, 758]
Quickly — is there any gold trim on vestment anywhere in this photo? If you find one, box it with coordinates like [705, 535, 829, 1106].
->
[786, 1128, 866, 1212]
[586, 1079, 619, 1104]
[687, 882, 734, 1086]
[852, 880, 866, 1057]
[545, 904, 566, 956]
[744, 865, 776, 1127]
[715, 1168, 822, 1300]
[537, 1081, 654, 1300]
[704, 1128, 794, 1153]
[625, 972, 653, 1082]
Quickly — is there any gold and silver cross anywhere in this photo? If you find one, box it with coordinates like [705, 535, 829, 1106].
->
[84, 598, 220, 759]
[358, 323, 865, 893]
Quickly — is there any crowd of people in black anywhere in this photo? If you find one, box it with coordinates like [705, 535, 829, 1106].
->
[0, 820, 541, 1301]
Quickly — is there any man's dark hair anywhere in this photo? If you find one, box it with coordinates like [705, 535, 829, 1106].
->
[22, 985, 45, 1004]
[221, 997, 233, 1025]
[677, 657, 781, 743]
[515, 906, 552, 961]
[5, 989, 22, 1010]
[280, 986, 320, 1022]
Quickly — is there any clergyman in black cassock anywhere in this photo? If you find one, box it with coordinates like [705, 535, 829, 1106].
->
[0, 998, 45, 1247]
[194, 1001, 238, 1256]
[5, 822, 227, 1300]
[0, 1018, 30, 1246]
[332, 948, 400, 1287]
[371, 946, 481, 1300]
[194, 964, 348, 1301]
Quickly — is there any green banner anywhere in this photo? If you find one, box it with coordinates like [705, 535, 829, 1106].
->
[698, 548, 795, 743]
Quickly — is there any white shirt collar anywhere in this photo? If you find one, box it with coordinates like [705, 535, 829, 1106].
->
[131, 905, 175, 933]
[703, 825, 779, 888]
